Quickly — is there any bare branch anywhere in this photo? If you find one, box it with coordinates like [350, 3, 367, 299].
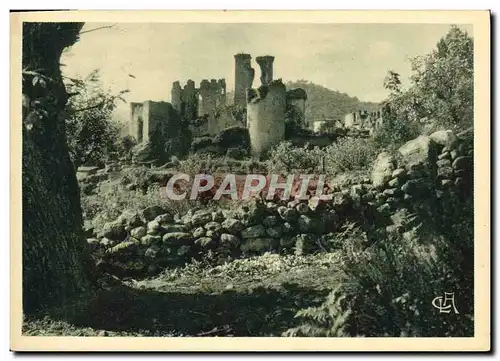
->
[79, 23, 117, 35]
[71, 97, 117, 113]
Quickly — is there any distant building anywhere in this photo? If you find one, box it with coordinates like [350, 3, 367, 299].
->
[129, 101, 180, 143]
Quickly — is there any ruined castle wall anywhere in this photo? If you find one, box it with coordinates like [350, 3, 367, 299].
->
[182, 80, 198, 121]
[129, 101, 181, 143]
[198, 79, 218, 119]
[288, 98, 306, 127]
[198, 78, 229, 136]
[218, 79, 227, 106]
[344, 107, 386, 134]
[286, 88, 307, 129]
[171, 81, 182, 113]
[344, 112, 357, 128]
[129, 102, 144, 141]
[247, 80, 287, 156]
[141, 101, 151, 141]
[256, 56, 275, 85]
[234, 54, 254, 107]
[210, 107, 242, 136]
[147, 101, 181, 141]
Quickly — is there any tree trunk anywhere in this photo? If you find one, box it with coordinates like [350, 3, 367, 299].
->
[22, 22, 93, 313]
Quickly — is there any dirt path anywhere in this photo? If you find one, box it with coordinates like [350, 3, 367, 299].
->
[24, 253, 344, 337]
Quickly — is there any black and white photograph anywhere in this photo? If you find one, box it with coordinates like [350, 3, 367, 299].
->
[10, 10, 490, 352]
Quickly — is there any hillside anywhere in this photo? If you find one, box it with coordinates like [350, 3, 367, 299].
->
[227, 81, 379, 124]
[286, 80, 379, 123]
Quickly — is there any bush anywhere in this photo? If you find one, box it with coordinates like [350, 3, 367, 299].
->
[131, 141, 154, 163]
[191, 137, 214, 153]
[117, 135, 137, 158]
[178, 153, 225, 175]
[267, 141, 324, 174]
[212, 126, 251, 153]
[267, 137, 377, 176]
[323, 137, 378, 175]
[372, 116, 422, 151]
[285, 198, 474, 337]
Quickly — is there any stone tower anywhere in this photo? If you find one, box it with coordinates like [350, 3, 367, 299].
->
[247, 79, 287, 156]
[234, 53, 254, 107]
[256, 56, 275, 85]
[182, 79, 198, 121]
[171, 81, 182, 113]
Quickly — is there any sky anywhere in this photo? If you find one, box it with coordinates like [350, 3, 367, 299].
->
[61, 23, 473, 123]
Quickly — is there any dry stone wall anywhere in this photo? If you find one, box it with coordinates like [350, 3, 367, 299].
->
[86, 128, 472, 278]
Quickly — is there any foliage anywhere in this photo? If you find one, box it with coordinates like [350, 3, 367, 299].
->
[191, 137, 214, 153]
[378, 25, 473, 138]
[81, 179, 197, 230]
[372, 109, 422, 151]
[282, 285, 351, 337]
[383, 70, 403, 96]
[212, 126, 251, 153]
[285, 103, 305, 136]
[323, 137, 378, 175]
[286, 194, 474, 337]
[371, 26, 473, 150]
[267, 137, 377, 176]
[410, 25, 473, 129]
[64, 69, 129, 167]
[267, 141, 324, 173]
[116, 135, 137, 161]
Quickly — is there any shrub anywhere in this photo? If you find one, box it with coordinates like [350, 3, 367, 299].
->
[131, 141, 154, 163]
[323, 137, 378, 175]
[178, 153, 225, 175]
[285, 202, 474, 337]
[191, 137, 214, 153]
[372, 115, 422, 151]
[117, 135, 137, 160]
[267, 137, 377, 176]
[283, 285, 351, 337]
[212, 126, 251, 153]
[267, 141, 323, 174]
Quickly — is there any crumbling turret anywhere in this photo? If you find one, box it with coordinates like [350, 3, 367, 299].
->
[256, 56, 275, 85]
[247, 79, 287, 156]
[171, 81, 182, 113]
[234, 53, 255, 106]
[182, 79, 198, 120]
[218, 79, 227, 106]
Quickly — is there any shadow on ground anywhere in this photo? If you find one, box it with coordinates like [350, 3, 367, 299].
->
[44, 282, 328, 337]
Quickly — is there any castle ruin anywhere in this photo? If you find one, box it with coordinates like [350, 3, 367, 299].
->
[234, 53, 255, 107]
[129, 53, 309, 156]
[344, 106, 387, 134]
[129, 101, 180, 143]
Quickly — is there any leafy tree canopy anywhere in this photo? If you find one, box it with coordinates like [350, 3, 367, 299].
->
[64, 69, 130, 167]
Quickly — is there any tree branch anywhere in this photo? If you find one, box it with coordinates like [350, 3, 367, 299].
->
[72, 101, 111, 113]
[79, 23, 117, 35]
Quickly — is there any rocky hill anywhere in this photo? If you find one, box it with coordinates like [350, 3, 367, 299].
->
[286, 80, 379, 123]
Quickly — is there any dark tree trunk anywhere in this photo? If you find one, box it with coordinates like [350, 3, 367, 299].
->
[22, 22, 94, 313]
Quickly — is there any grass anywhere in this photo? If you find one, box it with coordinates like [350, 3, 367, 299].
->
[23, 252, 344, 337]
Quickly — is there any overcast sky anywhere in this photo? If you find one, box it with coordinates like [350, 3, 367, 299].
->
[61, 23, 473, 122]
